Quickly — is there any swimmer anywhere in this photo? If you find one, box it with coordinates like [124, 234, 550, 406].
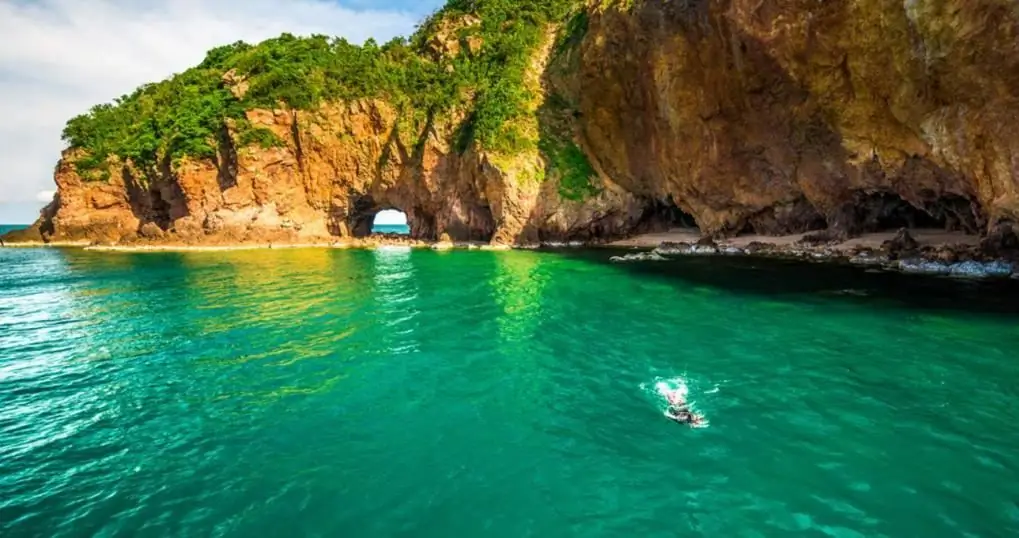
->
[665, 387, 686, 407]
[665, 408, 707, 427]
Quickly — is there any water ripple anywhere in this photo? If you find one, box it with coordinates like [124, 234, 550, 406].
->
[2, 248, 1019, 537]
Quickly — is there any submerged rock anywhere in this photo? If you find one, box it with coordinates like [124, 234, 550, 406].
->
[849, 250, 890, 266]
[898, 259, 952, 275]
[948, 260, 1014, 278]
[610, 251, 667, 263]
[690, 244, 719, 255]
[654, 242, 693, 255]
[652, 241, 723, 256]
[898, 259, 1014, 278]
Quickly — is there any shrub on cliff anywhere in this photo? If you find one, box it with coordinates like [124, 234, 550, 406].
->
[61, 0, 586, 189]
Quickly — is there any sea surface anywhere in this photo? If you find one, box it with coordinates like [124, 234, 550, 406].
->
[2, 247, 1018, 537]
[372, 223, 410, 235]
[0, 224, 29, 236]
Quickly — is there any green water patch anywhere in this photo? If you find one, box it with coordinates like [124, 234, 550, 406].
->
[1, 247, 1018, 537]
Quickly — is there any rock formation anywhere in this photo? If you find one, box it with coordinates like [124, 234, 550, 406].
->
[7, 0, 1019, 248]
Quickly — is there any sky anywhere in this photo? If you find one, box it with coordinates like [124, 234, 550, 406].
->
[0, 0, 444, 224]
[373, 209, 408, 226]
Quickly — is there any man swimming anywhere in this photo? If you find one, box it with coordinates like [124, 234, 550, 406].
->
[665, 387, 686, 408]
[663, 387, 706, 427]
[665, 408, 706, 426]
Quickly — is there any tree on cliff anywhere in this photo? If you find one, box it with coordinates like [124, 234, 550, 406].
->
[61, 0, 585, 185]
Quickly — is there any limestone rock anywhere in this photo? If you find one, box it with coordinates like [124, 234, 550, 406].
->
[882, 229, 921, 258]
[26, 1, 1019, 251]
[138, 223, 165, 239]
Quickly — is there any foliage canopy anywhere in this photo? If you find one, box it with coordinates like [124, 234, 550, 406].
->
[62, 0, 592, 195]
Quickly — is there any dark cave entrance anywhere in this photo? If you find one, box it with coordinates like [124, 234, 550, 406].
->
[149, 188, 173, 230]
[371, 209, 410, 235]
[853, 192, 981, 234]
[643, 197, 699, 232]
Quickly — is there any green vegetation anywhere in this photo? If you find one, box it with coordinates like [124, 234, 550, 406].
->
[538, 93, 599, 201]
[543, 139, 599, 200]
[62, 0, 592, 196]
[554, 10, 589, 57]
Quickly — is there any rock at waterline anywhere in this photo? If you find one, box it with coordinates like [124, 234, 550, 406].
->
[882, 228, 920, 258]
[898, 259, 1014, 278]
[849, 250, 890, 266]
[610, 251, 667, 263]
[653, 242, 693, 255]
[652, 241, 721, 256]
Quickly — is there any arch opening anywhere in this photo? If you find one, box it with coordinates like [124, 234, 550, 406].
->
[371, 209, 410, 236]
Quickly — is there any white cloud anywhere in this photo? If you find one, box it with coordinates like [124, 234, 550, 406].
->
[0, 0, 423, 217]
[35, 190, 56, 202]
[374, 209, 408, 226]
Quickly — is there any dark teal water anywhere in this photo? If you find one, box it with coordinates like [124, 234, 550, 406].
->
[0, 224, 29, 236]
[372, 224, 410, 235]
[2, 247, 1018, 537]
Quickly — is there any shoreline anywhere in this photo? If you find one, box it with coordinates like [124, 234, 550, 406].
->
[0, 238, 504, 253]
[0, 240, 93, 248]
[3, 228, 1017, 279]
[607, 228, 982, 252]
[607, 228, 1016, 280]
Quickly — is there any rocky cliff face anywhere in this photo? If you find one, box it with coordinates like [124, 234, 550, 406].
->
[13, 0, 1019, 247]
[579, 0, 1019, 239]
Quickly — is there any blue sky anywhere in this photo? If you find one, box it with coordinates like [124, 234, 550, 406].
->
[0, 0, 444, 224]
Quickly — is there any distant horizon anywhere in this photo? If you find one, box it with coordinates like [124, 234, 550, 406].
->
[0, 202, 47, 225]
[0, 0, 444, 228]
[373, 209, 408, 226]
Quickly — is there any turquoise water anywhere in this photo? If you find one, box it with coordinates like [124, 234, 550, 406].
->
[372, 223, 410, 235]
[2, 247, 1019, 537]
[0, 224, 29, 236]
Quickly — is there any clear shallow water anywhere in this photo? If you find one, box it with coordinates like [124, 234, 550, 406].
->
[372, 224, 410, 235]
[1, 247, 1018, 537]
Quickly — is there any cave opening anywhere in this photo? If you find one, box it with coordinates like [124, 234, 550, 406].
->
[644, 197, 699, 232]
[853, 191, 979, 234]
[371, 209, 410, 235]
[149, 188, 173, 231]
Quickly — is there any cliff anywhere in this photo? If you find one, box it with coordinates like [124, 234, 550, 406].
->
[8, 0, 1019, 250]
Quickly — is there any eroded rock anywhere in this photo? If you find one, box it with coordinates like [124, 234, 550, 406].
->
[882, 229, 921, 259]
[23, 1, 1019, 254]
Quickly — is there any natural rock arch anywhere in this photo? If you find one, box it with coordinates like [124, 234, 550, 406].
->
[371, 209, 409, 234]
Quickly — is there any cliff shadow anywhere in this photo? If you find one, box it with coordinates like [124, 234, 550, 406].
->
[122, 157, 190, 232]
[215, 123, 239, 191]
[557, 249, 1019, 317]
